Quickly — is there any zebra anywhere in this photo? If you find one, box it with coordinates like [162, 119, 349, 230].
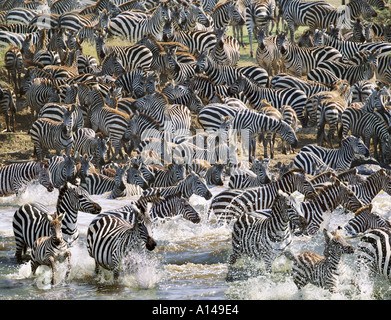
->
[307, 67, 342, 88]
[50, 0, 79, 15]
[293, 135, 370, 175]
[13, 181, 102, 263]
[304, 0, 377, 32]
[211, 0, 245, 29]
[189, 159, 225, 186]
[94, 31, 153, 71]
[355, 227, 391, 283]
[72, 128, 109, 170]
[80, 165, 128, 198]
[342, 204, 391, 237]
[86, 196, 157, 280]
[6, 7, 37, 25]
[25, 78, 60, 120]
[347, 169, 391, 206]
[142, 170, 212, 200]
[149, 192, 201, 223]
[284, 228, 354, 293]
[0, 86, 16, 132]
[175, 1, 212, 31]
[245, 0, 277, 58]
[30, 211, 71, 286]
[163, 46, 197, 84]
[228, 157, 272, 189]
[211, 26, 240, 67]
[38, 103, 84, 132]
[57, 11, 95, 33]
[276, 31, 343, 78]
[107, 0, 171, 41]
[227, 75, 308, 126]
[256, 30, 284, 76]
[227, 190, 307, 278]
[4, 45, 23, 95]
[0, 160, 54, 197]
[47, 154, 76, 189]
[208, 168, 317, 223]
[298, 179, 364, 236]
[198, 104, 298, 161]
[162, 19, 217, 56]
[29, 107, 74, 161]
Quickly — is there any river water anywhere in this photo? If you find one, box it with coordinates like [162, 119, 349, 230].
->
[0, 179, 391, 301]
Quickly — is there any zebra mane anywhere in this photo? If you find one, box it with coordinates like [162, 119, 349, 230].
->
[353, 203, 372, 216]
[280, 168, 306, 179]
[139, 34, 165, 53]
[130, 111, 162, 131]
[312, 179, 343, 198]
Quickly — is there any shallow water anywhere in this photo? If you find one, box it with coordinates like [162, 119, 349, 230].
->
[1, 180, 391, 301]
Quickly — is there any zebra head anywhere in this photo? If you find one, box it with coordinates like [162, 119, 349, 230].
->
[38, 161, 54, 192]
[47, 211, 65, 246]
[62, 181, 102, 215]
[158, 0, 172, 21]
[62, 153, 77, 184]
[210, 163, 225, 186]
[276, 119, 298, 149]
[342, 135, 370, 158]
[126, 163, 149, 190]
[94, 133, 109, 168]
[312, 29, 325, 46]
[228, 0, 245, 26]
[114, 165, 127, 193]
[323, 228, 354, 258]
[281, 169, 318, 200]
[189, 3, 211, 28]
[61, 105, 75, 137]
[353, 0, 377, 19]
[343, 204, 391, 237]
[195, 52, 209, 74]
[133, 200, 156, 251]
[168, 162, 186, 184]
[227, 76, 247, 95]
[333, 178, 364, 213]
[162, 19, 174, 42]
[250, 157, 272, 184]
[276, 31, 289, 53]
[130, 156, 155, 185]
[188, 170, 213, 200]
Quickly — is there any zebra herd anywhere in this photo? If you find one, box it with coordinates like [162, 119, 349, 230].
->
[0, 0, 391, 295]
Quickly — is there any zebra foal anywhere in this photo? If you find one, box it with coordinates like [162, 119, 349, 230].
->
[30, 212, 71, 286]
[285, 228, 354, 293]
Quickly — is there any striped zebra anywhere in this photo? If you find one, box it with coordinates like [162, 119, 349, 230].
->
[58, 11, 95, 32]
[4, 45, 23, 95]
[163, 46, 197, 84]
[347, 169, 391, 205]
[162, 19, 217, 55]
[285, 228, 354, 293]
[0, 160, 54, 197]
[47, 154, 76, 189]
[208, 168, 317, 223]
[86, 196, 157, 279]
[50, 0, 79, 15]
[304, 0, 377, 32]
[149, 193, 200, 223]
[343, 204, 391, 237]
[6, 7, 37, 25]
[350, 80, 378, 103]
[107, 0, 171, 41]
[211, 0, 245, 29]
[141, 170, 213, 200]
[227, 190, 307, 278]
[245, 0, 277, 58]
[0, 86, 16, 132]
[30, 211, 71, 286]
[189, 160, 225, 186]
[356, 227, 391, 281]
[280, 105, 299, 154]
[72, 128, 109, 170]
[80, 165, 128, 198]
[276, 31, 343, 78]
[299, 179, 364, 236]
[198, 104, 298, 161]
[293, 135, 370, 175]
[228, 157, 272, 189]
[211, 27, 240, 67]
[256, 31, 284, 76]
[307, 67, 342, 88]
[13, 181, 101, 263]
[29, 107, 74, 161]
[25, 78, 60, 120]
[94, 31, 152, 71]
[161, 82, 204, 113]
[176, 1, 212, 31]
[227, 75, 307, 126]
[38, 103, 83, 132]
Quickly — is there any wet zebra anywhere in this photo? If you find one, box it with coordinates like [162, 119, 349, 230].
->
[30, 212, 71, 286]
[149, 193, 200, 223]
[0, 86, 16, 132]
[29, 106, 74, 161]
[356, 227, 391, 281]
[142, 170, 212, 200]
[0, 160, 54, 197]
[13, 181, 101, 263]
[343, 204, 391, 237]
[227, 190, 307, 278]
[47, 154, 76, 189]
[285, 229, 354, 293]
[293, 135, 370, 175]
[208, 169, 317, 223]
[86, 196, 157, 279]
[228, 157, 272, 189]
[108, 1, 171, 41]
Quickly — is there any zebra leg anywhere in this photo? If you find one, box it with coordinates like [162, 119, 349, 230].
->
[49, 256, 57, 285]
[15, 242, 27, 264]
[31, 261, 39, 275]
[65, 251, 72, 282]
